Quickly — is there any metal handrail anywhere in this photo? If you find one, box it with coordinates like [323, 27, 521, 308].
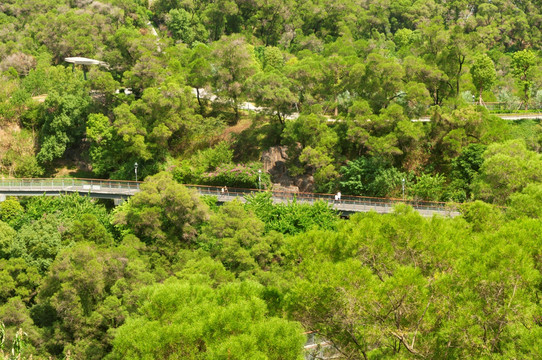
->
[0, 178, 459, 213]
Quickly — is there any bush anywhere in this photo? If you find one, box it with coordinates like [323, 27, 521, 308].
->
[201, 162, 270, 189]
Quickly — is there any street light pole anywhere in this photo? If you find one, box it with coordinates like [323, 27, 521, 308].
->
[258, 169, 262, 190]
[134, 162, 138, 183]
[402, 178, 405, 201]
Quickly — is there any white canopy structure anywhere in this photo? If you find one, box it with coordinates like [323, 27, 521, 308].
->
[64, 57, 108, 66]
[64, 57, 109, 80]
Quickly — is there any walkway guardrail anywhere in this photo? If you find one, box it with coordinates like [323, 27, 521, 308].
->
[186, 184, 459, 217]
[0, 178, 460, 217]
[0, 178, 140, 190]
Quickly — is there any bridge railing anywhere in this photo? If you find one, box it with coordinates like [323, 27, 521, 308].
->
[184, 184, 458, 214]
[0, 178, 140, 191]
[0, 178, 458, 214]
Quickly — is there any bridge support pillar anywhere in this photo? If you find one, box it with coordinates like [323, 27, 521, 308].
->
[113, 198, 125, 206]
[0, 194, 5, 202]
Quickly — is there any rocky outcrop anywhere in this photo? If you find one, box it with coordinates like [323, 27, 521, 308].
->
[261, 146, 314, 192]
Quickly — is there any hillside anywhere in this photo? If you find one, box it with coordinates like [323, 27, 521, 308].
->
[3, 0, 542, 358]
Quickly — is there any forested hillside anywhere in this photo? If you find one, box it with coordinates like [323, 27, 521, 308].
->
[1, 0, 542, 200]
[2, 0, 542, 358]
[1, 176, 542, 359]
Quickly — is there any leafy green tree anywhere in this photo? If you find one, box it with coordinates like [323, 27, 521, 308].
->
[511, 50, 537, 109]
[249, 71, 297, 124]
[211, 34, 258, 121]
[262, 46, 284, 70]
[0, 200, 24, 228]
[199, 201, 283, 275]
[63, 214, 113, 247]
[449, 143, 487, 199]
[183, 43, 213, 110]
[411, 173, 447, 201]
[35, 242, 156, 359]
[339, 157, 407, 197]
[0, 258, 41, 305]
[360, 53, 405, 113]
[36, 91, 90, 164]
[470, 53, 497, 105]
[244, 192, 338, 235]
[281, 113, 339, 190]
[86, 113, 121, 176]
[9, 214, 65, 273]
[0, 221, 16, 260]
[107, 279, 305, 360]
[167, 9, 199, 45]
[22, 194, 111, 232]
[475, 139, 542, 203]
[508, 183, 542, 219]
[284, 55, 324, 109]
[113, 172, 209, 252]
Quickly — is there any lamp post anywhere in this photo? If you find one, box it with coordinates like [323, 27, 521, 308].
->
[258, 169, 262, 190]
[402, 178, 405, 201]
[134, 162, 138, 183]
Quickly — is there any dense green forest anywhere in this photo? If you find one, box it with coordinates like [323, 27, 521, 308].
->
[3, 0, 542, 358]
[2, 0, 542, 201]
[2, 177, 542, 359]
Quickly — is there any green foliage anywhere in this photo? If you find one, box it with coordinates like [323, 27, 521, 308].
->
[6, 0, 542, 358]
[0, 258, 41, 305]
[113, 172, 209, 251]
[36, 91, 90, 164]
[282, 113, 339, 187]
[411, 173, 447, 201]
[0, 200, 24, 228]
[508, 183, 542, 219]
[475, 139, 542, 203]
[245, 192, 338, 235]
[199, 201, 283, 276]
[470, 53, 497, 103]
[22, 193, 111, 232]
[0, 222, 16, 260]
[510, 50, 537, 109]
[200, 162, 269, 189]
[34, 241, 156, 359]
[166, 9, 207, 45]
[172, 141, 234, 183]
[284, 206, 542, 358]
[249, 71, 297, 123]
[211, 34, 258, 121]
[107, 279, 305, 360]
[9, 214, 65, 273]
[63, 214, 113, 246]
[339, 157, 407, 197]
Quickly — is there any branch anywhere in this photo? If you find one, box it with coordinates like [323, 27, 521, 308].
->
[390, 330, 426, 359]
[412, 298, 432, 349]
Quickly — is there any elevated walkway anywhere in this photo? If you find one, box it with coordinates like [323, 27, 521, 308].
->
[0, 178, 460, 218]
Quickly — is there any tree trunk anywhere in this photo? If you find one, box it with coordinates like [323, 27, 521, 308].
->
[196, 88, 202, 109]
